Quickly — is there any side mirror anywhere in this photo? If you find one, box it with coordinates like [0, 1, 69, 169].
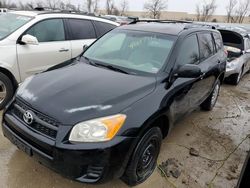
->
[21, 34, 39, 45]
[83, 44, 89, 52]
[175, 64, 203, 78]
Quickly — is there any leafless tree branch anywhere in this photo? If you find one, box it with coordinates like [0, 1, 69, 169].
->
[144, 0, 168, 19]
[196, 0, 217, 22]
[234, 0, 250, 23]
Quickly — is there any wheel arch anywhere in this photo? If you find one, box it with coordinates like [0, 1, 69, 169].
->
[218, 72, 225, 84]
[0, 67, 19, 90]
[137, 110, 173, 140]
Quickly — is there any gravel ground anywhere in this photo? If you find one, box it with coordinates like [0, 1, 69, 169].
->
[1, 74, 250, 188]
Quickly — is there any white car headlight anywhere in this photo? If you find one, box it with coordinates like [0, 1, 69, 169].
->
[69, 114, 126, 143]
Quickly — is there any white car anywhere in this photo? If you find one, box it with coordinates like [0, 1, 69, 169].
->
[0, 11, 119, 108]
[218, 28, 250, 85]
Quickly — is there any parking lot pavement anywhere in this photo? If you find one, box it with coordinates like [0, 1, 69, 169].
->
[1, 74, 250, 188]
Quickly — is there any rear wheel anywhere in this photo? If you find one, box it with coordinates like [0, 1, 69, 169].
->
[121, 127, 162, 186]
[0, 73, 14, 110]
[200, 80, 220, 111]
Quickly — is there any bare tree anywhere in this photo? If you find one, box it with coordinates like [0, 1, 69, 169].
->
[144, 0, 167, 19]
[226, 0, 237, 23]
[120, 0, 129, 16]
[0, 0, 17, 8]
[196, 0, 217, 22]
[196, 4, 201, 21]
[46, 0, 60, 9]
[85, 0, 92, 12]
[234, 0, 250, 23]
[106, 0, 115, 14]
[106, 0, 119, 15]
[65, 2, 77, 11]
[93, 0, 99, 13]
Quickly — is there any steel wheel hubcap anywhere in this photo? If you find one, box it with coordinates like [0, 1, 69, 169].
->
[0, 81, 6, 103]
[136, 139, 157, 178]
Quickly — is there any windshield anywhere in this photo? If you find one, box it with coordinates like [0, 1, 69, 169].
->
[84, 30, 175, 74]
[0, 13, 32, 40]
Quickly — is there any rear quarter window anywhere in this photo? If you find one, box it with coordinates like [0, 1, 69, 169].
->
[94, 21, 117, 38]
[213, 32, 223, 51]
[68, 19, 96, 40]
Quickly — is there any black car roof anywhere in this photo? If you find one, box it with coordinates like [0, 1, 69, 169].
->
[119, 22, 217, 36]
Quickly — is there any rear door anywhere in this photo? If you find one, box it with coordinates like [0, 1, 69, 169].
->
[67, 19, 96, 58]
[17, 18, 71, 81]
[196, 32, 220, 101]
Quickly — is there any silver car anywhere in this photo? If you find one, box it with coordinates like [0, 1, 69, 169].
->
[218, 28, 250, 85]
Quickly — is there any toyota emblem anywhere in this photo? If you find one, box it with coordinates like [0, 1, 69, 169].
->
[23, 110, 34, 125]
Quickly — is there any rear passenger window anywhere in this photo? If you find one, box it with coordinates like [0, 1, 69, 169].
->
[94, 21, 116, 37]
[213, 33, 223, 51]
[199, 33, 215, 60]
[68, 19, 96, 40]
[176, 35, 200, 66]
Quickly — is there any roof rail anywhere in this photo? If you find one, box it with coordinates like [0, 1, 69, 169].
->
[129, 19, 193, 24]
[184, 23, 218, 30]
[129, 19, 218, 30]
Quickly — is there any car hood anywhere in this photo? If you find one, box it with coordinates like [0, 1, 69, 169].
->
[16, 62, 156, 125]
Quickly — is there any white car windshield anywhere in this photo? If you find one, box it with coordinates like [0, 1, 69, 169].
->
[84, 30, 176, 74]
[0, 13, 32, 40]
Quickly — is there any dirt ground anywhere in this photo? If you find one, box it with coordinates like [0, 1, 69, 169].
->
[1, 74, 250, 188]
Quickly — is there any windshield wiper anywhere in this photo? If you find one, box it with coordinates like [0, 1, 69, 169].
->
[82, 56, 130, 74]
[82, 56, 98, 67]
[95, 63, 130, 74]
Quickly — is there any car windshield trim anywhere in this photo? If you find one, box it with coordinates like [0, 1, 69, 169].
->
[0, 13, 33, 40]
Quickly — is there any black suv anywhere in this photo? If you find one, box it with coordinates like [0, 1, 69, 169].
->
[2, 21, 227, 186]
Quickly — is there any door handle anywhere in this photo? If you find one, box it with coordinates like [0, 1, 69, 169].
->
[59, 48, 69, 52]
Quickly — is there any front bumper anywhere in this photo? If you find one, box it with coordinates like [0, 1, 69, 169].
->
[2, 113, 135, 183]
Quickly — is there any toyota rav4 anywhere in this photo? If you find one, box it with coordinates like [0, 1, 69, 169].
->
[2, 21, 227, 186]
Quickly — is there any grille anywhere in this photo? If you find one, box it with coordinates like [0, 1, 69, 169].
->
[11, 99, 59, 139]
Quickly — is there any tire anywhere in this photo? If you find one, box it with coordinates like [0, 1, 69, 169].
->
[200, 80, 220, 111]
[0, 72, 14, 110]
[230, 67, 243, 85]
[121, 127, 162, 186]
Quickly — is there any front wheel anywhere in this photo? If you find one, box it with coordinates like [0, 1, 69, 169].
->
[230, 67, 243, 85]
[121, 127, 162, 186]
[200, 80, 220, 111]
[0, 73, 14, 110]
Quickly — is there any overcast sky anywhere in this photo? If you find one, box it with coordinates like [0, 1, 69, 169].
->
[19, 0, 229, 15]
[73, 0, 228, 15]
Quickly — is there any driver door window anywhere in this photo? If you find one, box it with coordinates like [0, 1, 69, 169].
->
[176, 35, 200, 67]
[26, 19, 65, 42]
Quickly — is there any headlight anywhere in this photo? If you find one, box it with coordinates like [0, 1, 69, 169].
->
[69, 114, 126, 143]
